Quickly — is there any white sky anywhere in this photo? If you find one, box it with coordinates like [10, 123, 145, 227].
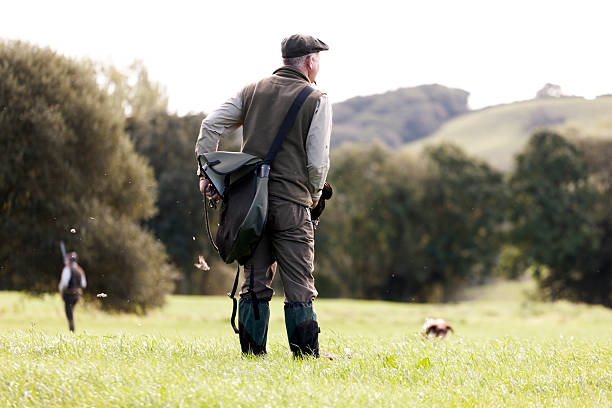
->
[2, 0, 611, 114]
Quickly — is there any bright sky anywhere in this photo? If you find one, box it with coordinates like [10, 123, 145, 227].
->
[3, 0, 611, 114]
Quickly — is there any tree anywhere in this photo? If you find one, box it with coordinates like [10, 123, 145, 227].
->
[536, 83, 563, 99]
[315, 143, 506, 302]
[97, 60, 169, 118]
[0, 41, 177, 311]
[126, 112, 240, 294]
[419, 144, 508, 301]
[575, 138, 612, 306]
[96, 60, 242, 295]
[508, 130, 608, 305]
[315, 143, 428, 299]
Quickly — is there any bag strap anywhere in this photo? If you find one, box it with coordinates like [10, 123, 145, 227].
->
[263, 86, 315, 164]
[202, 86, 314, 254]
[227, 263, 240, 334]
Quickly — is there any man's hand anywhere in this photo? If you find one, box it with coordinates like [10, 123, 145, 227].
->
[199, 178, 221, 202]
[310, 198, 320, 209]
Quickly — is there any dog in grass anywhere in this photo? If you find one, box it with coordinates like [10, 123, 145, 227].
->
[422, 318, 454, 338]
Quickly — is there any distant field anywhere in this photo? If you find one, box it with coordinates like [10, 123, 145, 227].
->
[0, 287, 610, 407]
[405, 96, 612, 171]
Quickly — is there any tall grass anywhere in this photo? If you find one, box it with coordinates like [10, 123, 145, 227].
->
[0, 290, 610, 407]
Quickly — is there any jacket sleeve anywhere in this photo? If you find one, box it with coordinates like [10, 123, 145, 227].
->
[58, 266, 70, 292]
[194, 91, 244, 174]
[305, 94, 332, 201]
[79, 266, 87, 289]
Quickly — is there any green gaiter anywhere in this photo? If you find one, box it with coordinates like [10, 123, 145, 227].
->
[238, 299, 270, 355]
[284, 302, 320, 358]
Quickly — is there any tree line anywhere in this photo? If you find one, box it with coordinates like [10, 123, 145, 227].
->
[1, 41, 610, 310]
[317, 134, 611, 308]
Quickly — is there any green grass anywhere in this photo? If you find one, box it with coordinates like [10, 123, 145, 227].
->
[405, 96, 612, 171]
[0, 289, 611, 407]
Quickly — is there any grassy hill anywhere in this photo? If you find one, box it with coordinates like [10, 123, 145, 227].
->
[403, 96, 612, 170]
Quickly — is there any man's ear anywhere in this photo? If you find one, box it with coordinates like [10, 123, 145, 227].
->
[307, 55, 313, 70]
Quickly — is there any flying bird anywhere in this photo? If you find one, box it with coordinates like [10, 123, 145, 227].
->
[194, 255, 210, 271]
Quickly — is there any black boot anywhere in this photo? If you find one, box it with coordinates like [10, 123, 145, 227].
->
[285, 302, 320, 358]
[238, 299, 270, 356]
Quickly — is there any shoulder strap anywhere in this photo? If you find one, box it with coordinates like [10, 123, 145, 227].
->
[227, 264, 240, 334]
[263, 86, 315, 164]
[68, 266, 79, 288]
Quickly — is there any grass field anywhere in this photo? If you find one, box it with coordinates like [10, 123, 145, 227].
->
[0, 282, 610, 407]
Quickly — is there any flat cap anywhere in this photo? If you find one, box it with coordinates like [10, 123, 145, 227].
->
[281, 34, 329, 58]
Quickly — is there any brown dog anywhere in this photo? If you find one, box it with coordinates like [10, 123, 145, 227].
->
[422, 318, 454, 338]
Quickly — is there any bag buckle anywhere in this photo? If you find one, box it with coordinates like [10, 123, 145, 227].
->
[259, 164, 270, 178]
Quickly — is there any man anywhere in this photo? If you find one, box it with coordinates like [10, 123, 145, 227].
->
[195, 34, 332, 358]
[58, 251, 87, 332]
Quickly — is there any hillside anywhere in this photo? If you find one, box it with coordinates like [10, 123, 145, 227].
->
[332, 84, 469, 148]
[403, 96, 612, 170]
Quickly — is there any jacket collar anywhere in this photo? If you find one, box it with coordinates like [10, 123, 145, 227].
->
[272, 66, 311, 83]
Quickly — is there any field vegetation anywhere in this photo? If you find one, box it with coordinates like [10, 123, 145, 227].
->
[0, 283, 610, 407]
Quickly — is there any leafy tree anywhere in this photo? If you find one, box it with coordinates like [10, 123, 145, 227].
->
[536, 83, 563, 99]
[508, 130, 607, 304]
[97, 60, 168, 118]
[0, 41, 177, 311]
[126, 112, 241, 293]
[315, 143, 427, 299]
[575, 138, 612, 306]
[419, 144, 508, 300]
[316, 143, 506, 302]
[97, 61, 242, 295]
[494, 245, 529, 280]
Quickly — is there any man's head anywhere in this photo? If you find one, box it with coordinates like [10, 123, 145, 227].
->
[281, 34, 328, 83]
